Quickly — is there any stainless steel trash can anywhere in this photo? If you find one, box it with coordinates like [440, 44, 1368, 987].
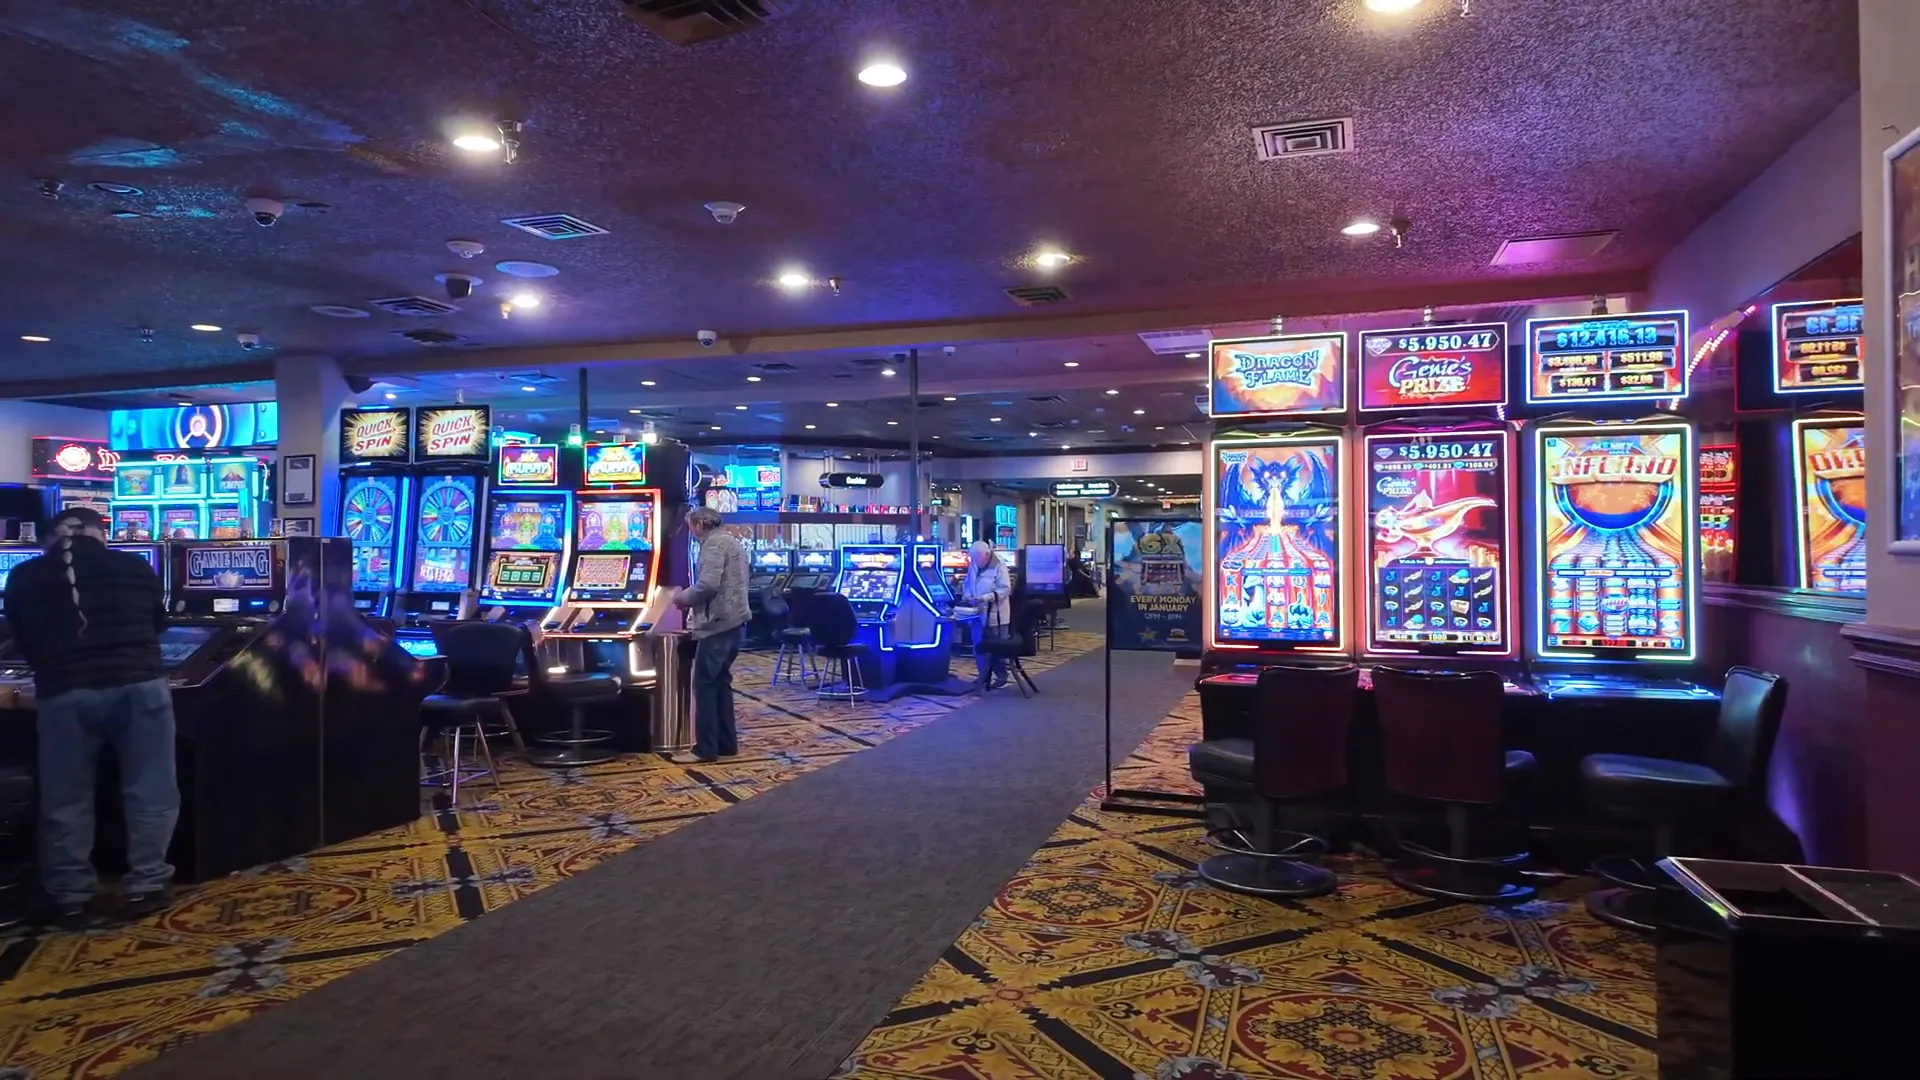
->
[649, 631, 694, 754]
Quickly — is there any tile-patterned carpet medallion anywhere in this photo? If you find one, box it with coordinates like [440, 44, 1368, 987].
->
[0, 633, 1100, 1078]
[837, 700, 1659, 1080]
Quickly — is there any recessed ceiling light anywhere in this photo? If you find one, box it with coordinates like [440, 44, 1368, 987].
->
[176, 400, 194, 407]
[1063, 361, 1079, 368]
[1155, 426, 1165, 431]
[1061, 444, 1071, 450]
[711, 425, 722, 431]
[1341, 219, 1382, 237]
[508, 291, 541, 309]
[880, 368, 896, 377]
[1029, 431, 1039, 437]
[495, 260, 559, 278]
[931, 434, 940, 439]
[1364, 0, 1424, 12]
[886, 420, 900, 426]
[776, 271, 813, 290]
[1133, 408, 1146, 415]
[190, 324, 222, 332]
[826, 401, 840, 407]
[1104, 388, 1119, 395]
[641, 380, 657, 387]
[629, 408, 644, 414]
[858, 62, 907, 87]
[805, 424, 817, 430]
[942, 395, 958, 402]
[746, 375, 762, 383]
[20, 335, 49, 343]
[989, 417, 1003, 422]
[385, 392, 398, 401]
[734, 405, 748, 411]
[453, 133, 501, 153]
[1184, 351, 1202, 359]
[1034, 249, 1074, 269]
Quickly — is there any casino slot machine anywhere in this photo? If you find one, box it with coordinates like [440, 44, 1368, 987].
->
[337, 406, 414, 617]
[540, 479, 668, 669]
[476, 483, 573, 624]
[827, 542, 952, 692]
[398, 406, 492, 625]
[1765, 299, 1867, 596]
[745, 548, 795, 643]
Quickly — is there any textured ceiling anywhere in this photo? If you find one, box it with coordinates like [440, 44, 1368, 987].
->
[0, 0, 1858, 393]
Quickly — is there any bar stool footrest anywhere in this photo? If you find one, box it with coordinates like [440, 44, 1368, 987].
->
[535, 729, 615, 747]
[528, 746, 618, 768]
[1198, 853, 1338, 898]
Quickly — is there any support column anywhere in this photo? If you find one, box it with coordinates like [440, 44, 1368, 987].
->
[274, 357, 350, 534]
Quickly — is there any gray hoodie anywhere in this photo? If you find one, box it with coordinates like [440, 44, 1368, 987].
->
[674, 527, 751, 639]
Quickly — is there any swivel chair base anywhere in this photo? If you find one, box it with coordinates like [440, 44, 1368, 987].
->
[1198, 828, 1338, 899]
[1390, 836, 1536, 905]
[529, 745, 618, 768]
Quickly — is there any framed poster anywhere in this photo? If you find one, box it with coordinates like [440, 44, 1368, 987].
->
[1107, 518, 1203, 651]
[281, 516, 317, 538]
[283, 454, 317, 505]
[1884, 125, 1920, 550]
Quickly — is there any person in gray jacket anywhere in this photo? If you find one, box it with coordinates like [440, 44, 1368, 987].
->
[670, 508, 751, 764]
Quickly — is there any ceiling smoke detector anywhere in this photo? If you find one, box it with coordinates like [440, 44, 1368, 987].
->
[446, 239, 486, 259]
[704, 200, 745, 224]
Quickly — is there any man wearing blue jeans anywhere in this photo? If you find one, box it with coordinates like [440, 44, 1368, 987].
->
[668, 507, 750, 765]
[5, 507, 177, 929]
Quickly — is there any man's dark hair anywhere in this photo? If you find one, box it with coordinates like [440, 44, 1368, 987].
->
[48, 506, 106, 634]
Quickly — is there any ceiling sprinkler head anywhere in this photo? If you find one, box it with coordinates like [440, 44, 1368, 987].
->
[704, 201, 745, 224]
[1270, 315, 1285, 336]
[1591, 295, 1610, 316]
[826, 276, 843, 296]
[1389, 217, 1412, 249]
[446, 239, 485, 259]
[36, 178, 64, 200]
[496, 120, 523, 165]
[139, 326, 155, 343]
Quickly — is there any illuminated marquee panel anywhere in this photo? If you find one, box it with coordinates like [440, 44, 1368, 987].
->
[1357, 323, 1509, 411]
[1793, 417, 1867, 593]
[1363, 428, 1513, 656]
[1209, 333, 1349, 418]
[1206, 433, 1348, 652]
[1698, 444, 1738, 583]
[1773, 298, 1865, 394]
[1525, 311, 1689, 403]
[1533, 421, 1697, 661]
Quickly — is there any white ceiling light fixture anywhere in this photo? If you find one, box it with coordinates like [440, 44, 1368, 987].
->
[190, 323, 222, 332]
[1133, 408, 1146, 415]
[1183, 351, 1201, 359]
[858, 62, 907, 87]
[453, 132, 501, 153]
[1104, 388, 1120, 396]
[886, 420, 900, 426]
[385, 392, 398, 401]
[805, 424, 817, 430]
[826, 401, 840, 407]
[1033, 249, 1075, 269]
[704, 200, 745, 224]
[495, 260, 559, 278]
[880, 367, 897, 377]
[746, 375, 762, 383]
[1364, 0, 1425, 12]
[776, 270, 813, 290]
[508, 291, 541, 309]
[1341, 219, 1383, 236]
[629, 408, 644, 414]
[640, 380, 657, 387]
[942, 395, 958, 402]
[1063, 361, 1080, 368]
[20, 335, 49, 343]
[520, 385, 538, 392]
[734, 405, 749, 411]
[989, 417, 1003, 422]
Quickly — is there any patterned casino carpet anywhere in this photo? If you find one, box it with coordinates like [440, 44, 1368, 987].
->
[837, 703, 1659, 1080]
[0, 630, 1102, 1078]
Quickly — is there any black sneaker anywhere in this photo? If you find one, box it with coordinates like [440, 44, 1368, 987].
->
[42, 900, 93, 932]
[123, 888, 174, 919]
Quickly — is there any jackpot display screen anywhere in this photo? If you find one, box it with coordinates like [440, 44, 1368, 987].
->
[1209, 334, 1348, 417]
[1358, 323, 1508, 411]
[576, 496, 655, 552]
[1526, 312, 1688, 403]
[1364, 430, 1511, 654]
[1793, 418, 1867, 593]
[343, 474, 402, 592]
[1209, 436, 1344, 649]
[1535, 424, 1696, 659]
[411, 476, 479, 592]
[1774, 299, 1864, 394]
[1699, 445, 1738, 583]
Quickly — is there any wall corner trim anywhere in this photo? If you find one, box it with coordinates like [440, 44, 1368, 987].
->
[1841, 621, 1920, 678]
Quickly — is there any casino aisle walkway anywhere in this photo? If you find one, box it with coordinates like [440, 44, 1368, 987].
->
[0, 622, 1103, 1078]
[834, 702, 1661, 1080]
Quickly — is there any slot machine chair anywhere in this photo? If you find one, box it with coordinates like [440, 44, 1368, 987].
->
[527, 661, 624, 768]
[418, 623, 532, 805]
[805, 592, 867, 702]
[976, 598, 1046, 698]
[770, 587, 822, 688]
[1187, 664, 1358, 898]
[1373, 667, 1538, 904]
[1578, 666, 1788, 932]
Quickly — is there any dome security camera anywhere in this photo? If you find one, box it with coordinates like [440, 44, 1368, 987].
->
[237, 331, 264, 350]
[437, 273, 482, 301]
[704, 201, 745, 225]
[245, 197, 285, 227]
[697, 329, 719, 348]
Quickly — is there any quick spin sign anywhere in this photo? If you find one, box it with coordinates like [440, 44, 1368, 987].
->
[413, 406, 491, 461]
[339, 408, 411, 462]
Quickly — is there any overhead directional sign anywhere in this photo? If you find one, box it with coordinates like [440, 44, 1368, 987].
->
[1049, 478, 1118, 498]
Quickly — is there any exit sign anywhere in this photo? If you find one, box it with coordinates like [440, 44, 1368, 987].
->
[1069, 458, 1089, 472]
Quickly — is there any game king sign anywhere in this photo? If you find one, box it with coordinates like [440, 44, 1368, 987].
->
[413, 406, 491, 461]
[1358, 323, 1508, 411]
[339, 408, 411, 462]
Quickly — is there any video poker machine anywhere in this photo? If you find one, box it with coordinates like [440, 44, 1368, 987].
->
[832, 542, 956, 693]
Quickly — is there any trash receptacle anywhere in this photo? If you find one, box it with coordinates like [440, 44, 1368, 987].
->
[1656, 857, 1920, 1079]
[648, 631, 694, 754]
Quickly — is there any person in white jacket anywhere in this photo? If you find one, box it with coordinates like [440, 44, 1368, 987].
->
[962, 540, 1013, 689]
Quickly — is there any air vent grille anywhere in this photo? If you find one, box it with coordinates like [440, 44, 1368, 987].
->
[505, 371, 565, 386]
[1033, 420, 1073, 430]
[393, 328, 476, 347]
[369, 295, 459, 317]
[499, 213, 609, 240]
[1252, 117, 1353, 161]
[753, 361, 801, 373]
[1490, 231, 1618, 266]
[1026, 395, 1068, 405]
[1138, 328, 1212, 355]
[615, 0, 800, 46]
[1005, 285, 1068, 307]
[965, 435, 1003, 443]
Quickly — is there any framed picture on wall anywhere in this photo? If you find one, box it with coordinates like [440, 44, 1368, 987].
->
[1885, 125, 1920, 552]
[281, 517, 317, 537]
[283, 454, 316, 506]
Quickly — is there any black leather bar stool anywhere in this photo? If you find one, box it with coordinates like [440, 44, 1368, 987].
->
[530, 672, 623, 768]
[1374, 667, 1537, 904]
[1187, 664, 1358, 898]
[418, 622, 533, 804]
[1579, 665, 1788, 931]
[978, 599, 1046, 697]
[806, 592, 868, 702]
[770, 587, 821, 688]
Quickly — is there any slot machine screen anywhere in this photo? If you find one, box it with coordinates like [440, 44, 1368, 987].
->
[840, 569, 899, 602]
[1535, 424, 1696, 659]
[412, 475, 479, 592]
[571, 553, 636, 592]
[1774, 299, 1865, 394]
[161, 506, 201, 539]
[576, 497, 655, 552]
[0, 550, 38, 594]
[113, 507, 154, 540]
[343, 475, 402, 592]
[797, 550, 833, 572]
[1210, 437, 1344, 649]
[157, 625, 216, 669]
[210, 505, 243, 538]
[1699, 445, 1738, 583]
[1526, 312, 1688, 403]
[485, 551, 559, 598]
[755, 550, 793, 572]
[1024, 544, 1066, 596]
[1793, 418, 1867, 593]
[1364, 429, 1511, 654]
[487, 496, 567, 551]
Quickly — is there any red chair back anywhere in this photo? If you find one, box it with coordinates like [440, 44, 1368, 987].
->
[1253, 664, 1359, 800]
[1372, 667, 1508, 805]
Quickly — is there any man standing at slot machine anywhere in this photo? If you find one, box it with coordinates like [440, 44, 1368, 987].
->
[670, 507, 750, 765]
[5, 507, 177, 929]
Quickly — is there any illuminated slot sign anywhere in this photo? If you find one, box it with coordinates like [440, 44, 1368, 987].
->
[496, 443, 561, 487]
[1793, 417, 1867, 593]
[820, 472, 882, 489]
[583, 442, 648, 486]
[1699, 444, 1738, 583]
[1534, 422, 1696, 660]
[1209, 333, 1349, 417]
[1207, 434, 1347, 652]
[1048, 479, 1118, 498]
[1358, 323, 1508, 411]
[1773, 298, 1864, 394]
[183, 543, 277, 591]
[31, 438, 120, 483]
[339, 407, 412, 463]
[1364, 429, 1512, 655]
[413, 406, 492, 462]
[1525, 311, 1689, 403]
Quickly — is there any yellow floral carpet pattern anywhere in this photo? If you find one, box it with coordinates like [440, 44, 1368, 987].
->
[0, 630, 1102, 1079]
[839, 703, 1658, 1080]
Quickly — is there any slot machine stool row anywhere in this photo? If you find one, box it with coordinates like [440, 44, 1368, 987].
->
[0, 538, 436, 883]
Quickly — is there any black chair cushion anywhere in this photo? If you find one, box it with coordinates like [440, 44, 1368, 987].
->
[545, 671, 622, 703]
[1580, 752, 1734, 823]
[777, 627, 812, 642]
[1188, 738, 1254, 790]
[817, 643, 867, 659]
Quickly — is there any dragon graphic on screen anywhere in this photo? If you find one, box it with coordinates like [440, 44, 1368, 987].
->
[1212, 441, 1340, 644]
